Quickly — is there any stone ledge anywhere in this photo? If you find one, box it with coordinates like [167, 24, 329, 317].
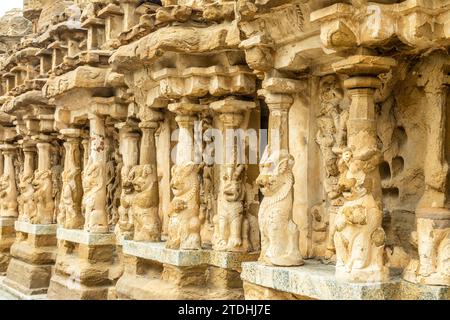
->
[0, 217, 16, 227]
[0, 277, 46, 300]
[15, 221, 57, 235]
[122, 240, 259, 269]
[57, 228, 116, 246]
[241, 260, 450, 300]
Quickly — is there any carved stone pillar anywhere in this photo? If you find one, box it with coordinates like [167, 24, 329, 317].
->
[18, 143, 37, 223]
[58, 128, 83, 229]
[0, 144, 17, 274]
[0, 144, 18, 218]
[83, 113, 108, 233]
[4, 136, 58, 296]
[256, 81, 303, 267]
[332, 55, 396, 282]
[115, 122, 140, 240]
[210, 98, 258, 253]
[166, 101, 207, 250]
[32, 139, 55, 225]
[403, 58, 450, 286]
[130, 111, 163, 242]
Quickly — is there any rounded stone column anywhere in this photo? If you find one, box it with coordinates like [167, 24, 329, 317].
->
[83, 113, 108, 233]
[59, 128, 83, 229]
[0, 144, 18, 218]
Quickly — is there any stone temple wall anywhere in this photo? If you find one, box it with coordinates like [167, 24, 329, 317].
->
[0, 0, 448, 300]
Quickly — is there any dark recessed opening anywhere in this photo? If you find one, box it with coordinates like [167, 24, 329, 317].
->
[392, 156, 405, 177]
[379, 161, 391, 180]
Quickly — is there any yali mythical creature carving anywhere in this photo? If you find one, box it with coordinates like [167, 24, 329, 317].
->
[213, 164, 258, 252]
[18, 171, 36, 222]
[130, 164, 161, 242]
[334, 148, 388, 282]
[257, 149, 303, 266]
[58, 166, 83, 229]
[82, 162, 106, 232]
[167, 162, 201, 250]
[404, 216, 450, 286]
[0, 161, 18, 218]
[32, 169, 54, 224]
[115, 165, 135, 239]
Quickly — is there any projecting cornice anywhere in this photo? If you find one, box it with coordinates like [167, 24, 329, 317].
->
[311, 0, 450, 53]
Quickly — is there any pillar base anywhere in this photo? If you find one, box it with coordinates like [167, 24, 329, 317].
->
[0, 217, 16, 274]
[47, 228, 119, 300]
[3, 221, 56, 297]
[116, 240, 258, 300]
[403, 259, 450, 286]
[241, 260, 449, 300]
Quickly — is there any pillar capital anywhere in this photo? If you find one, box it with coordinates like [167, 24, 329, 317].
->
[333, 55, 396, 80]
[210, 98, 255, 129]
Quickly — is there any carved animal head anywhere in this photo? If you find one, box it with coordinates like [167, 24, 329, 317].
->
[256, 148, 294, 197]
[221, 164, 246, 202]
[33, 170, 52, 189]
[121, 166, 135, 194]
[19, 173, 34, 190]
[170, 162, 199, 197]
[131, 164, 157, 193]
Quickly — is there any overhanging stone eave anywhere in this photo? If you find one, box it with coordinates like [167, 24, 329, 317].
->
[110, 22, 241, 70]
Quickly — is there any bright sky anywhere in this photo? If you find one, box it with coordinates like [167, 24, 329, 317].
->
[0, 0, 23, 17]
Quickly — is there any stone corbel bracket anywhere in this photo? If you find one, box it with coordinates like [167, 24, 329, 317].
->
[57, 96, 128, 129]
[151, 65, 256, 103]
[311, 0, 450, 53]
[44, 66, 111, 99]
[239, 1, 322, 74]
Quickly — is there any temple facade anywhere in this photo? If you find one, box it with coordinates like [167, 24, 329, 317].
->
[0, 0, 448, 300]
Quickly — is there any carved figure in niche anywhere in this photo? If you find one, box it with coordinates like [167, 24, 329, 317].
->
[315, 75, 347, 260]
[115, 166, 135, 240]
[18, 172, 35, 222]
[200, 164, 215, 247]
[106, 147, 121, 230]
[256, 149, 303, 266]
[213, 164, 259, 252]
[32, 170, 54, 224]
[130, 164, 161, 242]
[58, 167, 83, 229]
[167, 163, 201, 250]
[214, 164, 245, 251]
[334, 148, 388, 282]
[244, 182, 261, 252]
[0, 165, 18, 218]
[404, 220, 450, 286]
[82, 162, 106, 231]
[51, 145, 63, 223]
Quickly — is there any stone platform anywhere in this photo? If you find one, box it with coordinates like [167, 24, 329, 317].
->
[3, 221, 57, 297]
[116, 240, 258, 300]
[241, 260, 450, 300]
[47, 228, 121, 300]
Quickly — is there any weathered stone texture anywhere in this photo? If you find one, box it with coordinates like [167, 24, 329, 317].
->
[0, 0, 448, 300]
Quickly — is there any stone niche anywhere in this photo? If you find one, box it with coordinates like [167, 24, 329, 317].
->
[0, 0, 448, 301]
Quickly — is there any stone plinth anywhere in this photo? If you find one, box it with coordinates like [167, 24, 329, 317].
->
[116, 240, 258, 300]
[3, 221, 56, 296]
[241, 260, 450, 300]
[0, 217, 16, 274]
[47, 228, 121, 300]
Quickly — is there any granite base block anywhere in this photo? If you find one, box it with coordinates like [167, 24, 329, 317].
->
[241, 260, 449, 300]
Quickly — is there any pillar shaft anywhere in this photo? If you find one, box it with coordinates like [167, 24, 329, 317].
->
[59, 129, 83, 229]
[83, 114, 108, 233]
